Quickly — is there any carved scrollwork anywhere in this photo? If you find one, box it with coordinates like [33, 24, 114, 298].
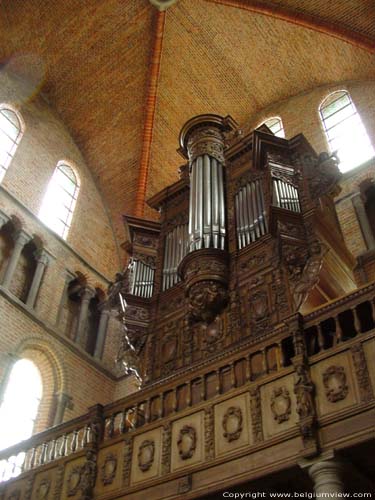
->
[177, 425, 197, 460]
[67, 466, 82, 497]
[178, 474, 192, 494]
[305, 152, 341, 199]
[188, 281, 228, 324]
[222, 406, 243, 442]
[204, 406, 214, 459]
[138, 439, 155, 472]
[351, 344, 374, 402]
[101, 453, 117, 486]
[161, 423, 172, 475]
[323, 365, 349, 403]
[187, 127, 226, 164]
[36, 478, 50, 500]
[250, 387, 263, 442]
[271, 387, 291, 423]
[250, 291, 268, 322]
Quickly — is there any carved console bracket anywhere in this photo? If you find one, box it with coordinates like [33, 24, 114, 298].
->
[179, 248, 229, 324]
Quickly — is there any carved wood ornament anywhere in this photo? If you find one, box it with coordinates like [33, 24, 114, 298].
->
[177, 425, 197, 460]
[323, 365, 349, 402]
[138, 439, 155, 472]
[100, 453, 117, 485]
[36, 478, 50, 500]
[270, 387, 291, 423]
[222, 406, 243, 442]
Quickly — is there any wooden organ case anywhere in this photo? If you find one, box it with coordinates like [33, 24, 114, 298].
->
[120, 114, 356, 390]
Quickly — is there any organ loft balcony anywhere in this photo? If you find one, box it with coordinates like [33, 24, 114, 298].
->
[1, 115, 374, 499]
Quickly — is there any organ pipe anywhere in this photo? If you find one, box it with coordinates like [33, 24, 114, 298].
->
[130, 259, 155, 298]
[235, 180, 268, 250]
[162, 224, 189, 291]
[272, 178, 300, 212]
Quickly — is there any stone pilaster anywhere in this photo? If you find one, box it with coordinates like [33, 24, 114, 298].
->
[1, 229, 31, 289]
[93, 308, 111, 359]
[26, 249, 50, 308]
[75, 286, 96, 345]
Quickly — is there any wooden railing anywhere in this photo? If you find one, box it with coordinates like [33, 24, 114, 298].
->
[0, 411, 95, 482]
[1, 281, 375, 485]
[304, 282, 375, 356]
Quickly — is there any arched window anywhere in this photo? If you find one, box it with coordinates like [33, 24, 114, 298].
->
[0, 359, 42, 452]
[0, 107, 22, 183]
[319, 91, 375, 173]
[39, 163, 79, 239]
[261, 117, 285, 138]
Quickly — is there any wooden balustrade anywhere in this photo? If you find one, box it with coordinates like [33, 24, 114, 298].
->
[304, 282, 375, 356]
[0, 413, 92, 482]
[2, 282, 375, 487]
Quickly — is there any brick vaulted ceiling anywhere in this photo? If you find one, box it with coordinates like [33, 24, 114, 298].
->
[1, 0, 375, 243]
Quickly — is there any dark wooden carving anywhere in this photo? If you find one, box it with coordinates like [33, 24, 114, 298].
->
[323, 366, 349, 403]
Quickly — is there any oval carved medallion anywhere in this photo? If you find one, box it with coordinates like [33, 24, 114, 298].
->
[177, 425, 197, 460]
[222, 406, 243, 442]
[138, 439, 155, 472]
[271, 386, 291, 423]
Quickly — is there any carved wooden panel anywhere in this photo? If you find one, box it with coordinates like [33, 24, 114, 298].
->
[171, 411, 204, 472]
[95, 443, 123, 495]
[130, 427, 162, 485]
[31, 468, 58, 500]
[214, 393, 251, 457]
[310, 352, 358, 417]
[261, 374, 296, 439]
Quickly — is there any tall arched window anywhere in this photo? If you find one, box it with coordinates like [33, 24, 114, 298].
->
[319, 91, 375, 173]
[0, 359, 42, 452]
[39, 163, 79, 239]
[261, 117, 285, 138]
[0, 107, 22, 183]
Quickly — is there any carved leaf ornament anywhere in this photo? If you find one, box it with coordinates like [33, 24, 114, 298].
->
[67, 466, 82, 496]
[36, 478, 50, 500]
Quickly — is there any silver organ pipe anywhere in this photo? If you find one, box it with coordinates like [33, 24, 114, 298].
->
[129, 259, 155, 299]
[272, 178, 301, 212]
[162, 224, 189, 291]
[235, 180, 268, 250]
[188, 155, 226, 252]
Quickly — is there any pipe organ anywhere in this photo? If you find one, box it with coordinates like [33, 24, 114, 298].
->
[130, 258, 155, 298]
[272, 178, 301, 212]
[235, 179, 268, 249]
[162, 223, 189, 291]
[189, 154, 225, 251]
[120, 113, 346, 385]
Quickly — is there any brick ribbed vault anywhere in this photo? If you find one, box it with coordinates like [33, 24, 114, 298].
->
[1, 0, 375, 240]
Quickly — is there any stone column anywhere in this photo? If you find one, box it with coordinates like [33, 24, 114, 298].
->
[26, 249, 50, 309]
[75, 286, 95, 345]
[93, 308, 111, 359]
[53, 392, 73, 426]
[1, 230, 31, 289]
[304, 456, 345, 494]
[352, 192, 375, 250]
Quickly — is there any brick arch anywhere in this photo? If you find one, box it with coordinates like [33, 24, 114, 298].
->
[12, 337, 68, 432]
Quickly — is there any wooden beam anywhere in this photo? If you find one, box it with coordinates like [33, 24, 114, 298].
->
[134, 10, 166, 218]
[205, 0, 375, 54]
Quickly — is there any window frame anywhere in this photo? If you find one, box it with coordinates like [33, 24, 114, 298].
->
[39, 161, 80, 240]
[0, 105, 23, 183]
[319, 90, 375, 173]
[259, 116, 285, 138]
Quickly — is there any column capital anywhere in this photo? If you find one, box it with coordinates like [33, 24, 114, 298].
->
[34, 248, 50, 266]
[0, 210, 10, 228]
[14, 229, 32, 247]
[299, 451, 345, 494]
[80, 285, 96, 302]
